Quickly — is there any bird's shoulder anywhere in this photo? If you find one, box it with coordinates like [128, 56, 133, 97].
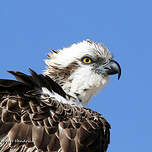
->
[0, 69, 110, 152]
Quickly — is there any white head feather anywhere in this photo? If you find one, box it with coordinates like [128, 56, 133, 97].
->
[44, 40, 113, 107]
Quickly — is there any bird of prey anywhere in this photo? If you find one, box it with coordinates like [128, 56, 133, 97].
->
[0, 40, 121, 152]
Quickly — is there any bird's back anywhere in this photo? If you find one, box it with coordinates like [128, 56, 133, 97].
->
[0, 70, 110, 152]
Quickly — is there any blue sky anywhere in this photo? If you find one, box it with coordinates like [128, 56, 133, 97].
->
[0, 0, 151, 151]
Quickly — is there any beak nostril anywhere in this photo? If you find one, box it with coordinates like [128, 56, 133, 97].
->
[104, 66, 111, 70]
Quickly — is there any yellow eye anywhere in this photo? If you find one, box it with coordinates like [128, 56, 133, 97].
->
[82, 57, 92, 64]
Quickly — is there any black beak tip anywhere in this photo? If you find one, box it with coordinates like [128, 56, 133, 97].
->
[118, 72, 121, 80]
[117, 64, 121, 80]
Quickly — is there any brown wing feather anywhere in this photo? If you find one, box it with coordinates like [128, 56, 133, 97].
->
[0, 69, 110, 152]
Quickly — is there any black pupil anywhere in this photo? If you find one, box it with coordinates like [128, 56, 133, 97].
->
[86, 58, 90, 62]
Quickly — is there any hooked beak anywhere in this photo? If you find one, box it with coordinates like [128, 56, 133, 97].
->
[104, 60, 121, 79]
[95, 60, 121, 79]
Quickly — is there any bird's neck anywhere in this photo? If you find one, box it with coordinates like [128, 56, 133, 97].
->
[54, 80, 90, 107]
[47, 76, 93, 108]
[58, 77, 108, 108]
[45, 68, 109, 108]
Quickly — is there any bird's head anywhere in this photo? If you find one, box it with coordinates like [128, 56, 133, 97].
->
[44, 40, 121, 107]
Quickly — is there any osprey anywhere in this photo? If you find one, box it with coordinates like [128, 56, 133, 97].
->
[0, 40, 121, 152]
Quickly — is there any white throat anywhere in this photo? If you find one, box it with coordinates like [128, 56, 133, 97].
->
[60, 67, 109, 107]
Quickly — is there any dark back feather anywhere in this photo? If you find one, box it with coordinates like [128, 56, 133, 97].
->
[0, 69, 110, 152]
[6, 69, 66, 98]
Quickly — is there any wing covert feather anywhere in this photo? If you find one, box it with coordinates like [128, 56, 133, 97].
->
[0, 70, 110, 152]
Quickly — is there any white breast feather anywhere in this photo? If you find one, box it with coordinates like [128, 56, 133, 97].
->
[41, 87, 87, 107]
